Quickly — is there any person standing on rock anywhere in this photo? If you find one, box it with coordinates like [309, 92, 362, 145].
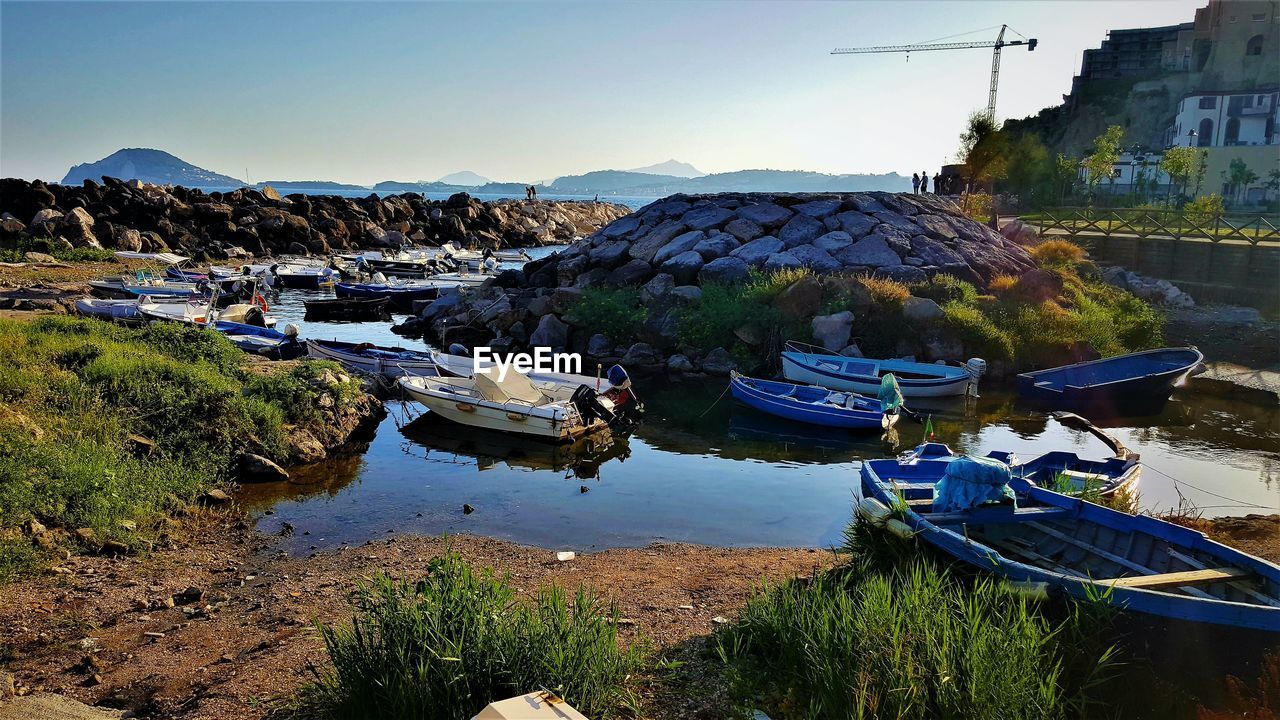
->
[919, 172, 928, 193]
[912, 173, 921, 194]
[933, 173, 943, 195]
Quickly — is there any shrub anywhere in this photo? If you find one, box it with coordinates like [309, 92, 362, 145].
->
[566, 287, 645, 344]
[295, 548, 641, 719]
[940, 301, 1014, 361]
[717, 550, 1118, 720]
[0, 236, 116, 263]
[674, 271, 810, 370]
[858, 273, 910, 310]
[1030, 240, 1086, 270]
[1183, 193, 1225, 226]
[988, 274, 1018, 294]
[910, 274, 978, 305]
[960, 191, 994, 221]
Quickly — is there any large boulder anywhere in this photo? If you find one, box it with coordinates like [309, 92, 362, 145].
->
[607, 258, 653, 286]
[627, 220, 688, 263]
[682, 206, 734, 231]
[692, 234, 739, 261]
[729, 236, 783, 267]
[788, 244, 842, 273]
[724, 217, 764, 242]
[589, 240, 631, 269]
[658, 250, 705, 285]
[700, 347, 737, 375]
[699, 256, 751, 285]
[835, 211, 878, 239]
[652, 230, 705, 265]
[736, 202, 793, 228]
[903, 296, 944, 322]
[812, 231, 854, 254]
[640, 273, 675, 303]
[812, 311, 855, 351]
[529, 313, 570, 350]
[773, 275, 822, 319]
[763, 251, 803, 273]
[778, 214, 825, 248]
[834, 235, 901, 268]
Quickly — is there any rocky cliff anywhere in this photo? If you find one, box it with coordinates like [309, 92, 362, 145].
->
[523, 191, 1034, 292]
[0, 177, 630, 259]
[63, 148, 245, 187]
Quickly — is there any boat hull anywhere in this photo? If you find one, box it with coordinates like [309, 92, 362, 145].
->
[275, 272, 327, 290]
[1017, 347, 1204, 416]
[781, 352, 971, 398]
[305, 339, 437, 378]
[730, 373, 891, 430]
[303, 297, 389, 321]
[399, 379, 596, 441]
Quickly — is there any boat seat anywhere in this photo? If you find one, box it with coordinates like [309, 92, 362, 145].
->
[922, 506, 1071, 525]
[1100, 567, 1250, 590]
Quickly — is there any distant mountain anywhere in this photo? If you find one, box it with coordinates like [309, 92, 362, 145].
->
[373, 180, 469, 193]
[437, 170, 490, 186]
[548, 169, 909, 196]
[258, 180, 370, 192]
[63, 148, 243, 187]
[626, 159, 703, 178]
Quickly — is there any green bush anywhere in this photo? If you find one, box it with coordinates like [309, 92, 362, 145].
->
[673, 271, 810, 371]
[911, 274, 979, 306]
[940, 301, 1015, 361]
[1183, 193, 1224, 225]
[0, 316, 358, 577]
[716, 529, 1118, 720]
[1030, 240, 1086, 270]
[566, 287, 646, 343]
[293, 548, 641, 720]
[0, 236, 116, 263]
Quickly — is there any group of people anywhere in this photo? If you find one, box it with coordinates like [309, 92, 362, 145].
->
[911, 172, 963, 196]
[524, 185, 539, 200]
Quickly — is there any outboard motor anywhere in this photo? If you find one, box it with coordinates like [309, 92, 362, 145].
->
[242, 305, 267, 327]
[571, 385, 617, 427]
[601, 364, 643, 422]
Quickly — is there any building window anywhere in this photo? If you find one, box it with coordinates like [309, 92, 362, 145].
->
[1247, 35, 1264, 55]
[1199, 95, 1217, 109]
[1252, 12, 1266, 21]
[1198, 118, 1214, 146]
[1225, 117, 1240, 145]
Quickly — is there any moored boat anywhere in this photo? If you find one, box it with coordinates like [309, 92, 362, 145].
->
[781, 341, 982, 398]
[398, 369, 616, 441]
[304, 338, 438, 377]
[213, 320, 303, 358]
[1016, 347, 1205, 416]
[333, 280, 465, 309]
[859, 453, 1280, 631]
[729, 371, 897, 430]
[302, 296, 390, 321]
[901, 442, 1140, 498]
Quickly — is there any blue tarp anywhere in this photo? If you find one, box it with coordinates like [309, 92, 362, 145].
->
[932, 456, 1017, 513]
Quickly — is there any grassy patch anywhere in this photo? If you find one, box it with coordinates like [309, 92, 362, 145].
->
[716, 521, 1120, 720]
[1030, 240, 1087, 271]
[0, 236, 117, 263]
[290, 547, 642, 720]
[566, 286, 646, 344]
[0, 315, 362, 578]
[673, 271, 810, 371]
[911, 273, 978, 306]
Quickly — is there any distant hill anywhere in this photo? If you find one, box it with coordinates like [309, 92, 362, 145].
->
[437, 170, 490, 186]
[258, 180, 370, 193]
[626, 159, 703, 178]
[63, 148, 243, 187]
[549, 168, 909, 196]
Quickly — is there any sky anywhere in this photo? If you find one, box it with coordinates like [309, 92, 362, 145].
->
[1, 0, 1203, 185]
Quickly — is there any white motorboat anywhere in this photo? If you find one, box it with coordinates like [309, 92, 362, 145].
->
[429, 349, 604, 391]
[398, 369, 614, 441]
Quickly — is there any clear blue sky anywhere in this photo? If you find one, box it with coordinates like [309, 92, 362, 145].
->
[1, 0, 1202, 184]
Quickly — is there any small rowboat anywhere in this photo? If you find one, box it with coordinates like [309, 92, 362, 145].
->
[729, 371, 897, 430]
[902, 442, 1140, 499]
[303, 296, 390, 321]
[213, 320, 304, 359]
[304, 338, 438, 378]
[859, 453, 1280, 631]
[334, 280, 464, 309]
[398, 370, 613, 441]
[781, 341, 979, 398]
[1017, 347, 1204, 416]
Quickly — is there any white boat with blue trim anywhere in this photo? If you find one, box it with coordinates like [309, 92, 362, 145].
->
[781, 341, 982, 398]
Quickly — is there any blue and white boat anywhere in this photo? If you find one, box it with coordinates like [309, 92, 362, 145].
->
[729, 372, 897, 430]
[859, 449, 1280, 631]
[213, 320, 303, 358]
[901, 443, 1140, 499]
[1017, 347, 1204, 416]
[304, 338, 439, 378]
[781, 341, 981, 398]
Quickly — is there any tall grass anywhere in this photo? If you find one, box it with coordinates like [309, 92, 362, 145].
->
[566, 286, 646, 343]
[0, 315, 361, 578]
[716, 521, 1120, 720]
[0, 236, 117, 263]
[291, 548, 642, 720]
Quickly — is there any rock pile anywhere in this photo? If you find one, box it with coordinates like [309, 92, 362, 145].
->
[519, 192, 1035, 292]
[0, 177, 630, 260]
[1101, 266, 1195, 308]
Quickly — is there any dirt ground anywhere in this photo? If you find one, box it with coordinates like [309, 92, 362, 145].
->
[0, 509, 832, 720]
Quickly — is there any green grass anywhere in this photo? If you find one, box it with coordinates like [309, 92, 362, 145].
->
[715, 521, 1120, 720]
[566, 286, 646, 343]
[0, 236, 117, 263]
[673, 271, 810, 372]
[288, 547, 642, 720]
[0, 315, 363, 579]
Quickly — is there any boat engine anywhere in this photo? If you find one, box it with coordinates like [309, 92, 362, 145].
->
[241, 305, 267, 327]
[570, 385, 618, 427]
[601, 365, 644, 423]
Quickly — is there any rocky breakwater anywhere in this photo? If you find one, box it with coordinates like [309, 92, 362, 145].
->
[0, 177, 630, 260]
[397, 192, 1043, 375]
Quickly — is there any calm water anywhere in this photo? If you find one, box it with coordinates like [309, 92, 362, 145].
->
[198, 186, 657, 211]
[244, 287, 1280, 553]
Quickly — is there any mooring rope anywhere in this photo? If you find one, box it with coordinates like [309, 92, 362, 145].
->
[1141, 461, 1272, 511]
[697, 381, 732, 419]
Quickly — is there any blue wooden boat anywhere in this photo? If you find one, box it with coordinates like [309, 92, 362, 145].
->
[165, 266, 207, 282]
[211, 320, 300, 358]
[304, 338, 438, 378]
[334, 281, 449, 309]
[859, 450, 1280, 631]
[903, 443, 1140, 498]
[782, 341, 979, 398]
[729, 371, 896, 430]
[1017, 347, 1204, 416]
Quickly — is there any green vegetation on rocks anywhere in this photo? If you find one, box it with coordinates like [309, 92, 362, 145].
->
[289, 547, 642, 720]
[0, 316, 366, 579]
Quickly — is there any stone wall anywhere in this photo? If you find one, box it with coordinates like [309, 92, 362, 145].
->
[0, 177, 630, 260]
[521, 191, 1035, 292]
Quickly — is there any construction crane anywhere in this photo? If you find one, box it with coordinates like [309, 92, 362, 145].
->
[832, 25, 1037, 122]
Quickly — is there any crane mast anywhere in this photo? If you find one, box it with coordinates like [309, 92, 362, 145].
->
[832, 24, 1037, 122]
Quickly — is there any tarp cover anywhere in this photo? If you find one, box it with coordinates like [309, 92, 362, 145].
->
[113, 251, 189, 265]
[932, 456, 1016, 513]
[878, 373, 903, 414]
[473, 368, 545, 405]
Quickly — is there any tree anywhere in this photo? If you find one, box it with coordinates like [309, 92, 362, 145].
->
[1081, 125, 1125, 204]
[1002, 134, 1052, 207]
[1264, 168, 1280, 203]
[1053, 153, 1078, 205]
[957, 112, 1010, 191]
[1226, 157, 1259, 205]
[1159, 146, 1198, 206]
